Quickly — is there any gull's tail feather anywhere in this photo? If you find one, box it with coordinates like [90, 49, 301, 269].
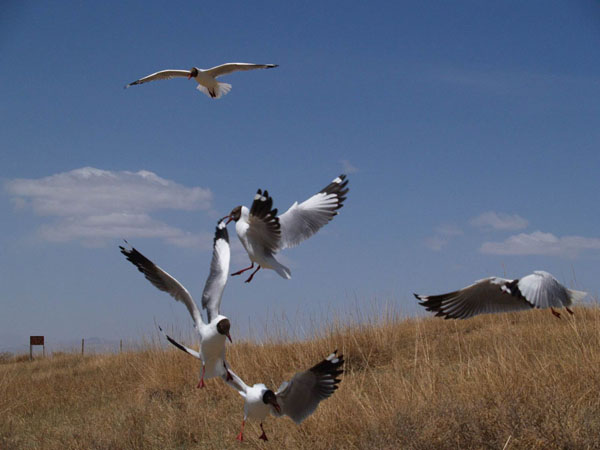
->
[568, 289, 588, 304]
[196, 82, 232, 99]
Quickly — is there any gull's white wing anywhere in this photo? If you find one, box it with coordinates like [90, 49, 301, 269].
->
[518, 271, 587, 308]
[125, 69, 191, 88]
[201, 220, 230, 323]
[415, 277, 534, 319]
[278, 175, 349, 250]
[273, 351, 344, 424]
[120, 244, 204, 327]
[221, 367, 249, 398]
[204, 63, 278, 78]
[158, 326, 201, 359]
[247, 189, 282, 255]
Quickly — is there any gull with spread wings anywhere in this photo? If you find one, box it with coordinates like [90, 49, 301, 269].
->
[415, 270, 587, 320]
[223, 350, 344, 442]
[125, 62, 278, 98]
[225, 174, 349, 282]
[120, 220, 233, 388]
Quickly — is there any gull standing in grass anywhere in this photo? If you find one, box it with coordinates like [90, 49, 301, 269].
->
[125, 62, 278, 98]
[120, 219, 234, 388]
[223, 350, 344, 442]
[414, 270, 587, 319]
[225, 174, 349, 282]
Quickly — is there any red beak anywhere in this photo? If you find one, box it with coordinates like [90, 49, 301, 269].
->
[187, 73, 192, 79]
[226, 333, 232, 343]
[272, 402, 281, 413]
[225, 215, 233, 225]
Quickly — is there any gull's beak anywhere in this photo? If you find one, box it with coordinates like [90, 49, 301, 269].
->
[225, 215, 233, 225]
[226, 332, 232, 343]
[270, 399, 281, 413]
[187, 73, 192, 79]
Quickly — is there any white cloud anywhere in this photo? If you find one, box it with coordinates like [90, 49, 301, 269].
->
[340, 159, 359, 174]
[6, 167, 213, 248]
[470, 211, 528, 231]
[424, 236, 448, 251]
[480, 231, 600, 257]
[425, 224, 463, 251]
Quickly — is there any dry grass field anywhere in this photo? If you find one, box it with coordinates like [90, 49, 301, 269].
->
[2, 305, 600, 449]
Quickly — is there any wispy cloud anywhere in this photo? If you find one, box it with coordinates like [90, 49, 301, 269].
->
[425, 224, 463, 251]
[470, 211, 528, 231]
[340, 159, 359, 174]
[480, 231, 600, 257]
[6, 167, 213, 248]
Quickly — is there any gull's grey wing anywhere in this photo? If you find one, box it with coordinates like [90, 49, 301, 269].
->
[278, 175, 349, 250]
[120, 244, 204, 327]
[414, 276, 535, 319]
[201, 220, 230, 322]
[517, 271, 587, 308]
[273, 350, 344, 424]
[221, 366, 249, 398]
[204, 63, 278, 78]
[125, 69, 191, 88]
[158, 326, 201, 359]
[247, 189, 282, 255]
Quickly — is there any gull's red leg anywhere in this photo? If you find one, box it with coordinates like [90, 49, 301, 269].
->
[551, 307, 561, 319]
[566, 307, 574, 315]
[197, 365, 206, 389]
[236, 420, 245, 442]
[258, 423, 268, 441]
[244, 266, 261, 283]
[223, 362, 233, 381]
[232, 263, 254, 276]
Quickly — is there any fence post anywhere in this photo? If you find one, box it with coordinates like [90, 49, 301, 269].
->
[30, 344, 33, 361]
[81, 338, 84, 356]
[120, 339, 123, 353]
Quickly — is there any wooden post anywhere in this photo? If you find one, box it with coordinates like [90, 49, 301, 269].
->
[43, 345, 45, 358]
[81, 338, 84, 356]
[120, 339, 123, 353]
[29, 336, 44, 361]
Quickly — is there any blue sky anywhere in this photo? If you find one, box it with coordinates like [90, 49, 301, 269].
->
[2, 1, 600, 351]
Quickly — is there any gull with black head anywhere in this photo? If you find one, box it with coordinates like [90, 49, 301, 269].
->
[223, 350, 344, 442]
[225, 174, 349, 282]
[120, 219, 234, 388]
[415, 270, 587, 320]
[125, 62, 278, 99]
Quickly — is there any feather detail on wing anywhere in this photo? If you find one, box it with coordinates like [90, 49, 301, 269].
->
[517, 271, 584, 309]
[201, 220, 230, 323]
[278, 175, 349, 249]
[221, 367, 249, 398]
[247, 189, 282, 254]
[158, 326, 201, 359]
[273, 350, 344, 424]
[119, 243, 203, 327]
[125, 70, 191, 88]
[414, 277, 534, 319]
[204, 63, 278, 78]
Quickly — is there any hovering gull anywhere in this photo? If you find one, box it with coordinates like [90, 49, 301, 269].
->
[223, 350, 344, 442]
[225, 174, 349, 282]
[125, 62, 278, 98]
[120, 219, 233, 387]
[415, 270, 587, 320]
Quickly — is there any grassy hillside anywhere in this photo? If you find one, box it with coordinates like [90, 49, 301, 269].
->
[2, 306, 600, 449]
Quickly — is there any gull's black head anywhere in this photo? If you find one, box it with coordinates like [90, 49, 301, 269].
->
[262, 389, 280, 412]
[188, 67, 199, 79]
[216, 318, 232, 342]
[226, 205, 242, 224]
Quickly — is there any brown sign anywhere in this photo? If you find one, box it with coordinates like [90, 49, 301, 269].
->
[30, 336, 44, 346]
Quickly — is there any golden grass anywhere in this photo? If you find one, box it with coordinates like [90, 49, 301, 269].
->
[2, 306, 600, 449]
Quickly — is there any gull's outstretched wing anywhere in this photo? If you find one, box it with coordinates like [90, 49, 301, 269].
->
[201, 220, 230, 322]
[278, 175, 349, 250]
[125, 69, 191, 88]
[273, 350, 344, 424]
[247, 189, 282, 255]
[158, 326, 200, 359]
[120, 243, 203, 327]
[204, 63, 278, 78]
